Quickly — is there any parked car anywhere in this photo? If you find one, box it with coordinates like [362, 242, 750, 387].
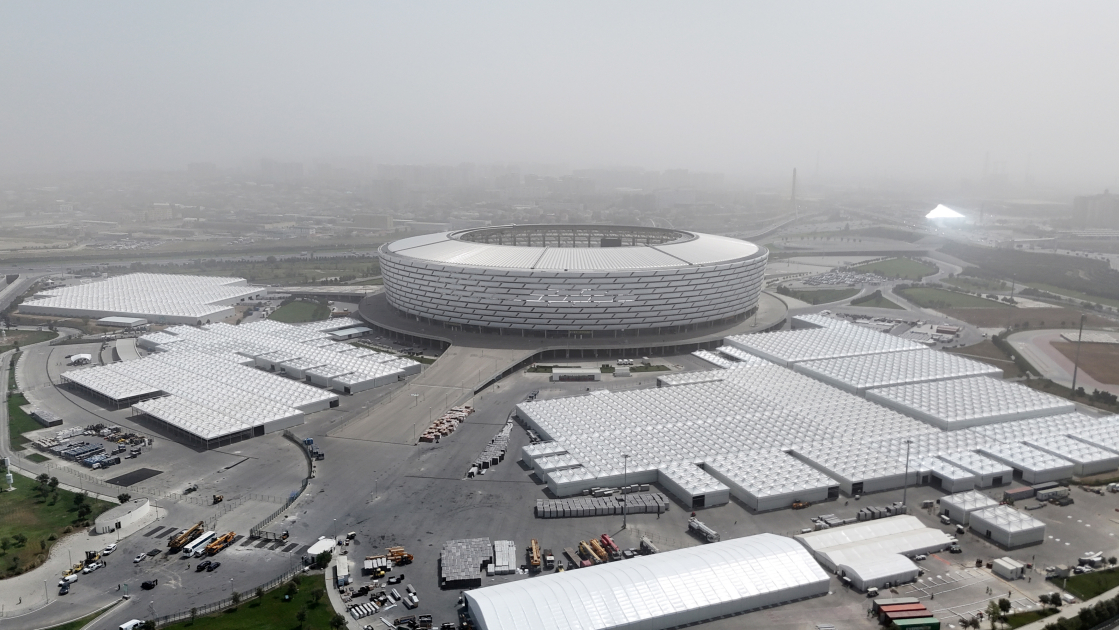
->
[82, 561, 103, 574]
[195, 560, 212, 572]
[133, 554, 146, 563]
[58, 575, 78, 586]
[59, 583, 70, 596]
[141, 579, 158, 590]
[103, 544, 117, 555]
[206, 562, 221, 572]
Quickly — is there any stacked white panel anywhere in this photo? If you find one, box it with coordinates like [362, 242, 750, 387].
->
[794, 350, 1002, 394]
[1025, 434, 1119, 477]
[21, 273, 259, 324]
[973, 412, 1118, 443]
[724, 325, 925, 366]
[866, 377, 1075, 430]
[979, 443, 1075, 484]
[705, 451, 837, 511]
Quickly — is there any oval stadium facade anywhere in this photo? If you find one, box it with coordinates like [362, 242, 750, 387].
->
[378, 225, 768, 335]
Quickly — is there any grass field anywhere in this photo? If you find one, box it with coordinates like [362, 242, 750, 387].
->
[897, 287, 1009, 309]
[938, 307, 1108, 330]
[1052, 341, 1119, 385]
[26, 453, 49, 463]
[1005, 609, 1055, 628]
[41, 608, 118, 630]
[851, 257, 938, 280]
[0, 471, 114, 577]
[944, 276, 1008, 292]
[8, 392, 41, 450]
[1028, 282, 1119, 309]
[267, 301, 331, 323]
[945, 341, 1022, 378]
[849, 291, 903, 309]
[160, 574, 335, 630]
[0, 330, 57, 353]
[1061, 568, 1119, 600]
[782, 288, 860, 305]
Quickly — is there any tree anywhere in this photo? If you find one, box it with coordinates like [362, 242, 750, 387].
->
[296, 606, 308, 630]
[329, 614, 346, 630]
[998, 598, 1011, 613]
[77, 503, 92, 519]
[315, 550, 332, 569]
[48, 477, 58, 489]
[311, 588, 324, 603]
[986, 600, 1002, 629]
[118, 493, 132, 504]
[13, 533, 27, 546]
[0, 537, 10, 552]
[141, 621, 155, 630]
[256, 587, 264, 602]
[231, 591, 241, 605]
[36, 473, 49, 485]
[286, 581, 299, 597]
[190, 608, 197, 623]
[73, 493, 85, 506]
[1109, 556, 1117, 566]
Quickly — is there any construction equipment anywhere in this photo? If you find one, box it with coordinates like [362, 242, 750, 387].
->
[169, 521, 205, 550]
[84, 550, 101, 564]
[688, 517, 720, 543]
[204, 532, 236, 556]
[791, 500, 810, 510]
[281, 530, 289, 541]
[588, 539, 609, 563]
[563, 547, 580, 569]
[600, 534, 620, 560]
[212, 494, 223, 504]
[386, 547, 413, 565]
[578, 541, 600, 564]
[528, 539, 541, 571]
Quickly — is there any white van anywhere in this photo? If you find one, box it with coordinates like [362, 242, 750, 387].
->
[120, 620, 144, 630]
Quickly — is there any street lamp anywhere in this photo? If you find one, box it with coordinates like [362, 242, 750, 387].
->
[622, 454, 629, 530]
[1071, 314, 1087, 399]
[902, 439, 913, 508]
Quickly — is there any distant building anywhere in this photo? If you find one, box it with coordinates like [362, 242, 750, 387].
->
[352, 214, 393, 230]
[1073, 190, 1119, 228]
[146, 203, 173, 222]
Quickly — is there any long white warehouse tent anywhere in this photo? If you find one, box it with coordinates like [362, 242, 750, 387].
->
[866, 377, 1075, 430]
[61, 318, 420, 448]
[794, 516, 954, 573]
[20, 273, 262, 325]
[793, 349, 1002, 395]
[724, 320, 927, 366]
[463, 533, 830, 630]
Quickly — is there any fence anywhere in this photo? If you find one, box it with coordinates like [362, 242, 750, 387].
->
[248, 431, 313, 539]
[151, 565, 307, 627]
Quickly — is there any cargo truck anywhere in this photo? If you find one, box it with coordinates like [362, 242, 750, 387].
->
[169, 522, 205, 551]
[529, 540, 541, 572]
[204, 532, 236, 556]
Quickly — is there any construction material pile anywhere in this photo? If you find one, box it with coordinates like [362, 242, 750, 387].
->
[418, 405, 473, 443]
[535, 493, 670, 518]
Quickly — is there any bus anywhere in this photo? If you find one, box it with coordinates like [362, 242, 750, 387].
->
[182, 531, 216, 558]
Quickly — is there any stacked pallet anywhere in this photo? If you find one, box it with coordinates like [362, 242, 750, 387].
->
[466, 419, 514, 476]
[439, 538, 492, 587]
[418, 406, 473, 442]
[490, 540, 516, 575]
[535, 493, 670, 518]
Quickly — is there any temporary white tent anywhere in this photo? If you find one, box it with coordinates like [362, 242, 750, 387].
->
[940, 490, 999, 525]
[838, 553, 920, 592]
[794, 516, 954, 572]
[969, 506, 1045, 548]
[464, 533, 830, 630]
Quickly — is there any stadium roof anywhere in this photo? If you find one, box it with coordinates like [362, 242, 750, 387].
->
[464, 533, 829, 630]
[383, 226, 762, 270]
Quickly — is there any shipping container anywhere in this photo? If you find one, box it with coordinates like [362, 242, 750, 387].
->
[872, 597, 921, 614]
[886, 610, 933, 623]
[878, 604, 929, 623]
[891, 618, 939, 630]
[1003, 487, 1035, 502]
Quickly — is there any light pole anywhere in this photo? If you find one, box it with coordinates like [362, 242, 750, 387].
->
[902, 439, 913, 508]
[622, 454, 629, 530]
[1070, 314, 1087, 399]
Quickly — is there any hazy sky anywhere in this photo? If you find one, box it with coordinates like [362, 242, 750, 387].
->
[2, 2, 1118, 188]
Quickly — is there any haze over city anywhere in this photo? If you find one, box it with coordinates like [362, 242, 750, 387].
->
[3, 1, 1119, 190]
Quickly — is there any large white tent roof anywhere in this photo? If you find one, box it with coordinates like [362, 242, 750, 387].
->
[725, 322, 925, 366]
[22, 273, 258, 321]
[464, 533, 829, 630]
[794, 349, 1002, 393]
[926, 204, 965, 219]
[866, 376, 1075, 429]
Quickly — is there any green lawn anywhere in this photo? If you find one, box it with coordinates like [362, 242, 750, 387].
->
[1005, 609, 1056, 628]
[267, 301, 331, 323]
[0, 330, 57, 353]
[26, 453, 49, 463]
[849, 292, 904, 309]
[1060, 568, 1119, 600]
[944, 276, 1008, 292]
[782, 288, 860, 305]
[7, 392, 41, 450]
[1027, 282, 1119, 309]
[851, 257, 938, 280]
[125, 257, 382, 287]
[897, 287, 1011, 309]
[631, 365, 670, 372]
[161, 574, 335, 630]
[0, 471, 114, 577]
[41, 608, 119, 630]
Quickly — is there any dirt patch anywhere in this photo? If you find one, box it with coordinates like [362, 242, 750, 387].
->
[938, 307, 1110, 329]
[1052, 341, 1119, 385]
[945, 340, 1022, 379]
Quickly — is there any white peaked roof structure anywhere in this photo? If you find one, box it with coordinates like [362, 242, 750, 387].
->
[795, 516, 954, 572]
[20, 273, 262, 324]
[794, 349, 1002, 394]
[926, 204, 965, 219]
[866, 377, 1075, 429]
[725, 321, 926, 366]
[464, 534, 830, 630]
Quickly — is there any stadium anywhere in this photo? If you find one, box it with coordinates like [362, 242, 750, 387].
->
[378, 225, 768, 337]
